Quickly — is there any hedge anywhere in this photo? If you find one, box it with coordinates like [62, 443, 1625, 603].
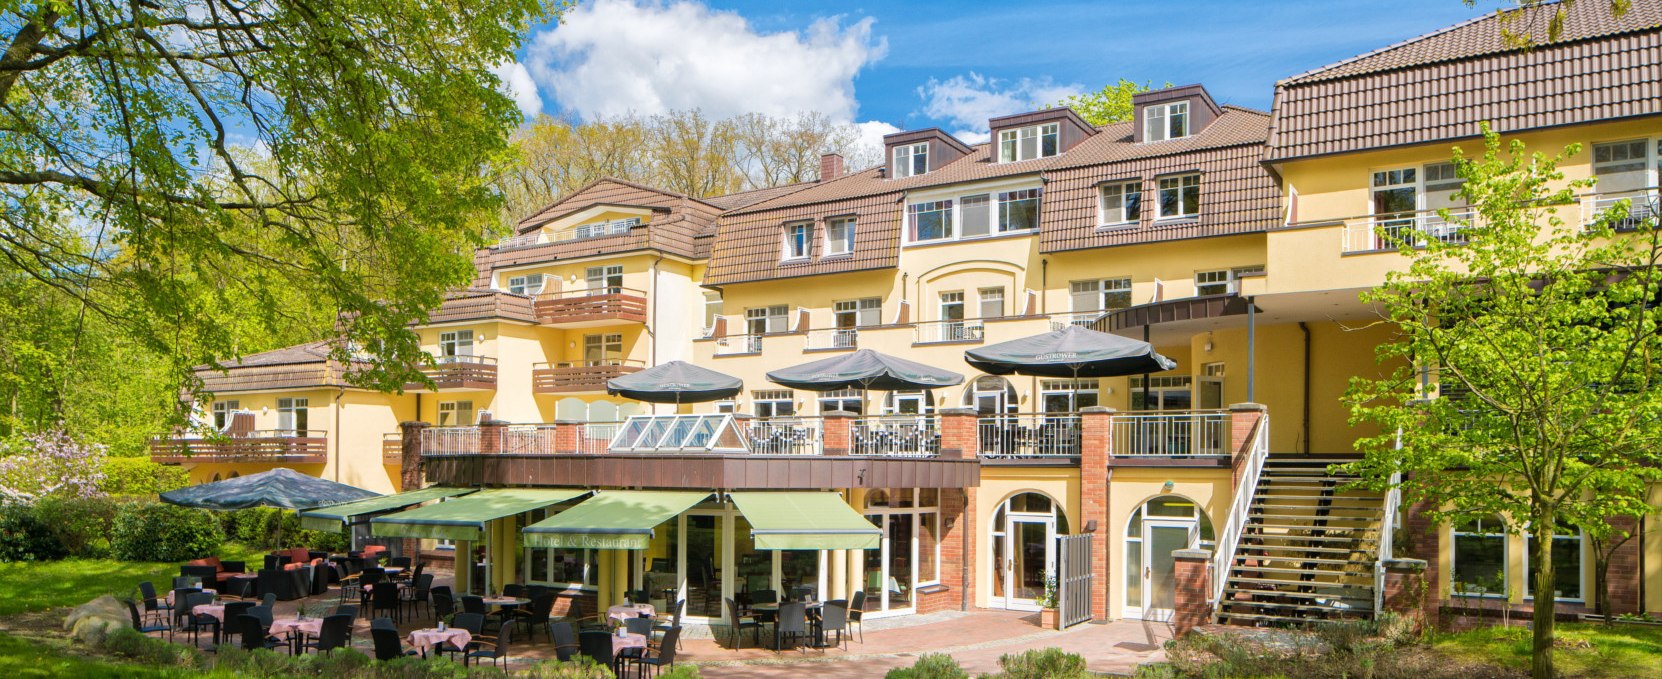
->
[110, 502, 223, 562]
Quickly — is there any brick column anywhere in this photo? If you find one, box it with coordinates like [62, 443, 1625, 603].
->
[1079, 406, 1115, 620]
[936, 487, 974, 612]
[1171, 548, 1212, 637]
[1228, 403, 1266, 488]
[1604, 515, 1643, 615]
[551, 419, 582, 454]
[1400, 498, 1443, 620]
[398, 421, 429, 559]
[478, 418, 506, 455]
[936, 407, 979, 459]
[821, 411, 855, 456]
[1382, 558, 1429, 632]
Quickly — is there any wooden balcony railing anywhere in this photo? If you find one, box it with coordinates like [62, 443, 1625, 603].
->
[382, 433, 403, 464]
[150, 430, 328, 464]
[533, 288, 648, 327]
[531, 360, 645, 393]
[407, 355, 498, 391]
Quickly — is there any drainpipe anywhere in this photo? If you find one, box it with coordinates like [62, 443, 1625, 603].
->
[1246, 297, 1257, 403]
[650, 254, 663, 414]
[1299, 322, 1311, 455]
[1040, 259, 1048, 315]
[333, 388, 345, 482]
[961, 492, 970, 612]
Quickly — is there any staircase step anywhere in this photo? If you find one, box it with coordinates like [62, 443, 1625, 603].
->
[1225, 587, 1373, 603]
[1244, 532, 1378, 543]
[1252, 503, 1384, 513]
[1265, 457, 1362, 464]
[1232, 554, 1363, 566]
[1214, 610, 1368, 625]
[1254, 484, 1380, 494]
[1227, 576, 1373, 591]
[1238, 544, 1372, 555]
[1217, 599, 1374, 614]
[1253, 494, 1382, 502]
[1249, 514, 1379, 524]
[1229, 565, 1371, 577]
[1257, 475, 1359, 483]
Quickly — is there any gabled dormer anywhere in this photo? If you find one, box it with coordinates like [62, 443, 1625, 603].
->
[883, 128, 973, 179]
[1132, 84, 1223, 143]
[530, 203, 661, 244]
[988, 107, 1095, 163]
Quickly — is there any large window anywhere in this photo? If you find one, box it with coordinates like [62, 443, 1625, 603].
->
[1143, 101, 1190, 142]
[1195, 270, 1232, 296]
[978, 287, 1005, 319]
[998, 123, 1059, 162]
[863, 488, 942, 612]
[702, 292, 722, 337]
[211, 400, 241, 430]
[507, 273, 545, 295]
[583, 333, 623, 365]
[998, 189, 1041, 232]
[745, 305, 788, 335]
[276, 398, 308, 432]
[960, 194, 990, 237]
[1526, 524, 1585, 602]
[1040, 379, 1098, 413]
[752, 390, 795, 418]
[893, 142, 928, 178]
[939, 291, 965, 323]
[783, 223, 810, 260]
[908, 187, 1042, 244]
[1071, 278, 1132, 313]
[818, 388, 864, 415]
[825, 217, 856, 256]
[437, 399, 475, 426]
[438, 330, 474, 359]
[834, 298, 882, 332]
[1592, 140, 1650, 193]
[908, 200, 954, 242]
[585, 265, 624, 294]
[1099, 181, 1142, 226]
[525, 507, 598, 588]
[1451, 515, 1507, 597]
[1157, 174, 1200, 219]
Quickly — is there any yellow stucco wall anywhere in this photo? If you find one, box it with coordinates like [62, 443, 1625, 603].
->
[1105, 467, 1232, 620]
[974, 467, 1083, 609]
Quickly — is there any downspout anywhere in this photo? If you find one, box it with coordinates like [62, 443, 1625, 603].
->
[650, 253, 663, 414]
[1299, 321, 1311, 455]
[1040, 259, 1048, 315]
[333, 388, 345, 482]
[1246, 297, 1257, 403]
[961, 494, 970, 612]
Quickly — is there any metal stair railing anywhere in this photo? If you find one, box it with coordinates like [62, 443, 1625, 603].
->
[1373, 428, 1404, 617]
[1209, 415, 1270, 610]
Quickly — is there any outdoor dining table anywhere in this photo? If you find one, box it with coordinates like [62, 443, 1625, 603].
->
[482, 596, 530, 610]
[607, 603, 655, 623]
[192, 603, 228, 623]
[750, 601, 827, 650]
[166, 588, 216, 606]
[408, 627, 471, 658]
[270, 617, 325, 653]
[612, 631, 648, 656]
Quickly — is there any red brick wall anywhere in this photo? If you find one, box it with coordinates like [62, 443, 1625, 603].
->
[1382, 559, 1428, 631]
[399, 421, 428, 557]
[1171, 551, 1210, 637]
[1604, 515, 1642, 615]
[1080, 407, 1112, 619]
[936, 488, 973, 612]
[937, 409, 978, 459]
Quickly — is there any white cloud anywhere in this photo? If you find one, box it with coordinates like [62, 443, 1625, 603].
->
[853, 120, 901, 159]
[493, 61, 543, 118]
[917, 72, 1083, 142]
[528, 0, 886, 122]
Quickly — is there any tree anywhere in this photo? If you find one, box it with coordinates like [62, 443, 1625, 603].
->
[731, 112, 868, 190]
[1345, 125, 1662, 679]
[1477, 0, 1632, 45]
[0, 0, 558, 414]
[1051, 80, 1166, 126]
[645, 110, 743, 198]
[0, 430, 106, 504]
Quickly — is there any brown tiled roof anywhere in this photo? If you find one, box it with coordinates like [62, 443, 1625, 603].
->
[205, 340, 334, 369]
[193, 341, 356, 393]
[514, 177, 721, 234]
[1268, 3, 1662, 161]
[705, 107, 1276, 285]
[701, 182, 821, 210]
[428, 289, 538, 325]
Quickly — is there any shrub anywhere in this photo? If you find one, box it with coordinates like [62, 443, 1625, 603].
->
[98, 627, 198, 667]
[522, 658, 617, 678]
[35, 494, 119, 557]
[655, 666, 702, 679]
[886, 653, 969, 679]
[100, 456, 188, 497]
[110, 501, 222, 562]
[0, 504, 66, 561]
[220, 506, 350, 552]
[994, 648, 1091, 679]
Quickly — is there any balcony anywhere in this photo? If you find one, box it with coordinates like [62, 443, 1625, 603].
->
[383, 433, 402, 464]
[804, 328, 859, 351]
[1049, 312, 1104, 331]
[533, 288, 648, 327]
[1109, 410, 1229, 458]
[1340, 207, 1478, 253]
[532, 360, 645, 394]
[407, 355, 497, 391]
[978, 413, 1081, 459]
[714, 333, 765, 356]
[150, 430, 328, 464]
[914, 319, 985, 345]
[1581, 187, 1658, 231]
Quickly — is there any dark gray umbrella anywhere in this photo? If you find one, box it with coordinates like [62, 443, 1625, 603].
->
[965, 325, 1176, 378]
[159, 468, 380, 510]
[607, 360, 743, 404]
[767, 349, 964, 392]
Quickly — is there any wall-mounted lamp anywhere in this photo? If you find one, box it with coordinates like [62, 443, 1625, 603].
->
[1162, 480, 1175, 493]
[1084, 520, 1098, 533]
[1204, 332, 1214, 353]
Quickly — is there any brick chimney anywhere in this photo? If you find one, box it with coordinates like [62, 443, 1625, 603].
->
[819, 153, 845, 181]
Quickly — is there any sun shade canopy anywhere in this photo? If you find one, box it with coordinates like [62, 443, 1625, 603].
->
[159, 468, 379, 510]
[297, 486, 477, 532]
[766, 349, 964, 392]
[728, 492, 882, 550]
[521, 490, 712, 550]
[964, 325, 1177, 378]
[607, 360, 743, 404]
[370, 488, 588, 541]
[609, 414, 747, 453]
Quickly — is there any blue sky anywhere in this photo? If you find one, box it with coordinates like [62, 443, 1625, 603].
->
[507, 0, 1502, 145]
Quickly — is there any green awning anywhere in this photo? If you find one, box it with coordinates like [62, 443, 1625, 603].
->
[728, 492, 881, 550]
[297, 486, 478, 532]
[522, 490, 711, 550]
[370, 488, 588, 541]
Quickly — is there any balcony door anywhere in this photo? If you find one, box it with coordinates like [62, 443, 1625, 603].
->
[439, 330, 475, 363]
[989, 492, 1064, 611]
[1123, 496, 1213, 621]
[585, 265, 623, 295]
[966, 376, 1016, 416]
[277, 397, 309, 434]
[583, 333, 623, 366]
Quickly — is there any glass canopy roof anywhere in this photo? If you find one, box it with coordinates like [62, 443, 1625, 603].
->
[608, 414, 748, 453]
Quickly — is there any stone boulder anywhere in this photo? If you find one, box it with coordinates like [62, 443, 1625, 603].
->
[64, 595, 131, 643]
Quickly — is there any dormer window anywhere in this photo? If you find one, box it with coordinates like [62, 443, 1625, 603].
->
[1144, 101, 1190, 142]
[507, 273, 545, 295]
[1157, 174, 1200, 220]
[997, 123, 1059, 162]
[894, 142, 929, 178]
[783, 222, 811, 260]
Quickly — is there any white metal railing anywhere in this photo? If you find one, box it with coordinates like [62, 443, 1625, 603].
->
[1209, 414, 1269, 608]
[804, 328, 859, 350]
[576, 422, 621, 455]
[1580, 188, 1659, 230]
[851, 416, 938, 457]
[420, 426, 482, 456]
[1374, 428, 1405, 616]
[745, 418, 823, 455]
[914, 319, 984, 344]
[714, 334, 764, 356]
[978, 414, 1081, 457]
[1341, 207, 1479, 253]
[495, 232, 540, 249]
[1048, 312, 1104, 331]
[1109, 410, 1229, 457]
[498, 424, 558, 454]
[553, 219, 636, 242]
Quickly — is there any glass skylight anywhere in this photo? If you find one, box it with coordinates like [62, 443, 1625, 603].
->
[608, 414, 748, 453]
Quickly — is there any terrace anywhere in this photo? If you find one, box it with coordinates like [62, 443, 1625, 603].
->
[531, 359, 645, 393]
[406, 354, 497, 391]
[532, 287, 648, 327]
[149, 429, 328, 464]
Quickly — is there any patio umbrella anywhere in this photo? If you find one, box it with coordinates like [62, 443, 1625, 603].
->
[965, 324, 1176, 378]
[766, 348, 963, 410]
[606, 360, 743, 404]
[160, 468, 380, 510]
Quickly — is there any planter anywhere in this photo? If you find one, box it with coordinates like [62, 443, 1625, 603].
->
[1040, 608, 1058, 629]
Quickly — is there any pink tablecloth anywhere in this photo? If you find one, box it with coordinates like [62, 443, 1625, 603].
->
[192, 604, 227, 623]
[408, 628, 471, 655]
[269, 618, 325, 638]
[613, 632, 647, 655]
[607, 603, 655, 623]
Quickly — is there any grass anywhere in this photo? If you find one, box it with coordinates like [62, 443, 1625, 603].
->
[0, 633, 218, 678]
[1432, 622, 1662, 679]
[0, 543, 262, 617]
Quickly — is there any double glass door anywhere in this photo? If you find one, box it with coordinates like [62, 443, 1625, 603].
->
[992, 514, 1056, 611]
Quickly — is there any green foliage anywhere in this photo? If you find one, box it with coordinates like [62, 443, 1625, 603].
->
[885, 653, 968, 679]
[110, 503, 223, 562]
[0, 505, 66, 562]
[1345, 124, 1662, 678]
[1051, 80, 1169, 126]
[102, 458, 189, 498]
[34, 495, 119, 558]
[218, 508, 346, 552]
[97, 628, 199, 669]
[992, 648, 1090, 679]
[521, 657, 618, 678]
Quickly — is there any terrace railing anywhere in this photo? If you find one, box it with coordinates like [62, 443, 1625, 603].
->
[421, 426, 482, 456]
[1209, 413, 1269, 607]
[1340, 207, 1479, 253]
[575, 421, 622, 455]
[804, 328, 859, 350]
[1048, 313, 1104, 331]
[498, 424, 558, 454]
[744, 418, 823, 455]
[914, 319, 984, 344]
[714, 333, 765, 356]
[1109, 410, 1229, 457]
[150, 429, 328, 463]
[1580, 187, 1659, 230]
[851, 416, 939, 457]
[978, 413, 1081, 458]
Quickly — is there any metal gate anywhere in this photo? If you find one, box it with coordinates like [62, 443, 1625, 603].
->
[1056, 533, 1094, 628]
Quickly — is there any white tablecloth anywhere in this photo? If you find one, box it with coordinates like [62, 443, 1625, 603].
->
[408, 628, 472, 655]
[607, 603, 655, 622]
[269, 617, 325, 638]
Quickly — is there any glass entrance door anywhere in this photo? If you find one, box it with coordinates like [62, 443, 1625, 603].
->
[1140, 519, 1194, 621]
[993, 514, 1056, 610]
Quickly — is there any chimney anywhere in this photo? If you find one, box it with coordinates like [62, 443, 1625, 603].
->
[819, 153, 845, 181]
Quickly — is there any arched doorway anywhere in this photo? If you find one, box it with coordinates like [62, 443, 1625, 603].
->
[964, 376, 1017, 416]
[1123, 495, 1214, 621]
[989, 492, 1068, 610]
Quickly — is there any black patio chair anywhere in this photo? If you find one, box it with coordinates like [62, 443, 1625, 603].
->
[511, 592, 556, 643]
[431, 586, 455, 626]
[579, 629, 621, 675]
[819, 599, 849, 651]
[773, 602, 808, 653]
[723, 597, 760, 649]
[298, 613, 352, 654]
[371, 581, 402, 623]
[463, 624, 511, 669]
[624, 617, 654, 637]
[371, 626, 418, 661]
[550, 621, 581, 662]
[634, 626, 682, 678]
[125, 599, 170, 639]
[235, 614, 283, 652]
[652, 599, 684, 649]
[405, 573, 434, 620]
[138, 582, 172, 625]
[219, 601, 255, 645]
[848, 590, 867, 643]
[442, 612, 485, 659]
[178, 592, 220, 647]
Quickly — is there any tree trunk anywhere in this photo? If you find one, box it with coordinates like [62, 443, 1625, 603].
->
[1593, 542, 1611, 626]
[1529, 520, 1556, 679]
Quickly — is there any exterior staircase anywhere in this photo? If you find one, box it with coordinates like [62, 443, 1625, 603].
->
[1214, 455, 1387, 626]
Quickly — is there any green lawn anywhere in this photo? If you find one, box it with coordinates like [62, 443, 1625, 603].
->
[0, 633, 217, 678]
[0, 544, 262, 617]
[1433, 622, 1662, 679]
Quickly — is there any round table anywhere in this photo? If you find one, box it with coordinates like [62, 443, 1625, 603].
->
[482, 596, 530, 610]
[612, 631, 647, 655]
[408, 628, 471, 656]
[607, 603, 655, 623]
[192, 603, 227, 623]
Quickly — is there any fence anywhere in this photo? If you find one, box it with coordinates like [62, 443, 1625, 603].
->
[850, 417, 939, 456]
[421, 426, 482, 456]
[577, 422, 622, 455]
[1109, 410, 1229, 457]
[744, 418, 823, 455]
[1581, 188, 1659, 230]
[498, 424, 558, 454]
[804, 328, 859, 350]
[714, 334, 764, 356]
[978, 414, 1081, 458]
[914, 319, 984, 344]
[1340, 208, 1479, 253]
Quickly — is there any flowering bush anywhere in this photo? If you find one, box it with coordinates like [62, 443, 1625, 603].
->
[0, 430, 107, 505]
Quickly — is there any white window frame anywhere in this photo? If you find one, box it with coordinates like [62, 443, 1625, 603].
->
[702, 292, 722, 337]
[825, 217, 856, 256]
[752, 390, 796, 418]
[506, 273, 545, 296]
[977, 287, 1005, 319]
[939, 291, 965, 322]
[1450, 515, 1509, 598]
[834, 298, 882, 328]
[1156, 174, 1200, 220]
[437, 400, 476, 426]
[438, 329, 475, 359]
[1098, 181, 1142, 227]
[905, 183, 1043, 245]
[276, 397, 308, 432]
[997, 123, 1060, 163]
[1143, 101, 1190, 142]
[996, 189, 1042, 233]
[585, 265, 624, 294]
[782, 222, 811, 261]
[893, 142, 929, 178]
[907, 200, 955, 243]
[211, 400, 241, 430]
[817, 388, 864, 415]
[745, 305, 789, 335]
[1524, 525, 1587, 603]
[1194, 270, 1233, 297]
[1039, 379, 1098, 413]
[583, 333, 624, 365]
[1071, 278, 1132, 312]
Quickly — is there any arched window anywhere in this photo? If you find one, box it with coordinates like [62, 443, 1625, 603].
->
[963, 376, 1017, 414]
